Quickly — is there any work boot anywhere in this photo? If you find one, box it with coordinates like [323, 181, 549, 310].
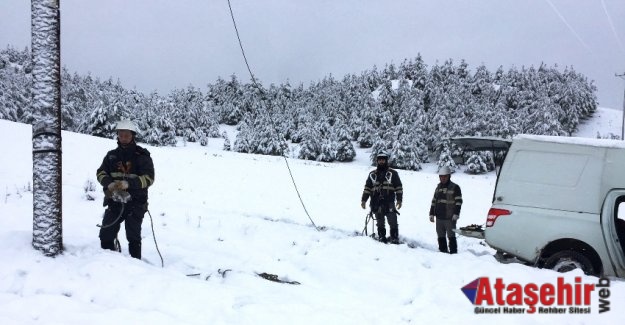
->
[377, 228, 387, 243]
[113, 237, 122, 252]
[101, 240, 116, 251]
[437, 237, 448, 253]
[129, 241, 142, 259]
[390, 228, 399, 244]
[448, 237, 458, 254]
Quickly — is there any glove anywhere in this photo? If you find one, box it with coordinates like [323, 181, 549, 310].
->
[107, 182, 118, 191]
[361, 201, 366, 209]
[116, 180, 129, 190]
[452, 214, 459, 221]
[396, 201, 402, 210]
[429, 215, 435, 223]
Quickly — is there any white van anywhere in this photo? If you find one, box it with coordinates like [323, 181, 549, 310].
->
[453, 135, 625, 277]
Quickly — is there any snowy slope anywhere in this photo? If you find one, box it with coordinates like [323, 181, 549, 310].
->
[0, 108, 624, 324]
[574, 106, 623, 139]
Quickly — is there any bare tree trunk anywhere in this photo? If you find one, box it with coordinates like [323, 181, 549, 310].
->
[31, 0, 62, 256]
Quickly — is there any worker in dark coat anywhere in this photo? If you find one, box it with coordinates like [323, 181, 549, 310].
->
[361, 151, 403, 244]
[96, 120, 155, 259]
[429, 166, 463, 253]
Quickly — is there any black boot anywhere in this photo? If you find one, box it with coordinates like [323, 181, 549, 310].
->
[449, 237, 458, 254]
[390, 228, 399, 244]
[378, 228, 387, 243]
[129, 241, 142, 259]
[437, 237, 448, 253]
[113, 237, 122, 252]
[101, 240, 117, 251]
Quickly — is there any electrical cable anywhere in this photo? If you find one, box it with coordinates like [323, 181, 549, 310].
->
[226, 0, 319, 230]
[147, 209, 165, 268]
[96, 203, 125, 229]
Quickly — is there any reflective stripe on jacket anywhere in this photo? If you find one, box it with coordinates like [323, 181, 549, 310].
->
[429, 180, 462, 220]
[361, 167, 403, 211]
[96, 142, 154, 204]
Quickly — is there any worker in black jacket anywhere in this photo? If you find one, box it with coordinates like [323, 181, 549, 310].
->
[429, 166, 463, 254]
[361, 151, 403, 244]
[96, 120, 154, 259]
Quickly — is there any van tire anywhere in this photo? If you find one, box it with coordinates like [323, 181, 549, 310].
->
[544, 250, 596, 275]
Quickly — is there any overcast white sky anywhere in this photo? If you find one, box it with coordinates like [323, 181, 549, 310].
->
[1, 0, 624, 109]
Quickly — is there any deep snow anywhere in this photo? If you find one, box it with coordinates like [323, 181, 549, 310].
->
[0, 107, 624, 324]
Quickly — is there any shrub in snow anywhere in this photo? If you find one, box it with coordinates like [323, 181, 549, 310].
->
[465, 154, 488, 174]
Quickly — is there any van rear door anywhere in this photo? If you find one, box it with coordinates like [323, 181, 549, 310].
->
[450, 136, 512, 172]
[450, 136, 512, 202]
[449, 136, 512, 152]
[449, 137, 512, 241]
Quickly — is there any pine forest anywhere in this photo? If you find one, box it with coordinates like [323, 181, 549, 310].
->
[0, 46, 601, 173]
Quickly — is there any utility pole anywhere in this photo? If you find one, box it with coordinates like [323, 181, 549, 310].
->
[618, 73, 625, 141]
[31, 0, 63, 256]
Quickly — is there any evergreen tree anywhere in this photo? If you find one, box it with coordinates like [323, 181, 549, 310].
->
[465, 153, 488, 174]
[233, 119, 254, 153]
[222, 131, 231, 151]
[169, 85, 220, 145]
[334, 121, 356, 162]
[141, 113, 177, 147]
[399, 54, 428, 83]
[61, 69, 88, 132]
[254, 119, 288, 156]
[390, 137, 421, 170]
[84, 99, 118, 138]
[356, 98, 377, 148]
[209, 75, 244, 125]
[137, 93, 177, 147]
[437, 142, 458, 172]
[297, 124, 322, 160]
[318, 138, 337, 162]
[0, 46, 33, 124]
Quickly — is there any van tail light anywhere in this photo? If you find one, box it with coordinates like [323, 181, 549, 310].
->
[486, 208, 511, 227]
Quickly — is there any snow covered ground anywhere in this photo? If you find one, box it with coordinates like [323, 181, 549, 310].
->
[0, 107, 624, 324]
[575, 106, 623, 139]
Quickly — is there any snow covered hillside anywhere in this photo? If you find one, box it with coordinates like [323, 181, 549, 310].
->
[574, 106, 623, 139]
[0, 107, 624, 324]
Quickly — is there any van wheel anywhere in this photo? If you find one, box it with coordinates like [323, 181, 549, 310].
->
[544, 251, 595, 275]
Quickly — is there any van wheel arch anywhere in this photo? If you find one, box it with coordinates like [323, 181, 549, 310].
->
[539, 239, 602, 276]
[544, 250, 596, 275]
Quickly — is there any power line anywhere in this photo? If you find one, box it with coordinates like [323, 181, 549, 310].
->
[601, 0, 625, 55]
[226, 0, 319, 230]
[544, 0, 593, 54]
[227, 0, 259, 86]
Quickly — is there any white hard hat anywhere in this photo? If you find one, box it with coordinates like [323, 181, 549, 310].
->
[376, 151, 390, 160]
[438, 166, 452, 176]
[115, 120, 139, 134]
